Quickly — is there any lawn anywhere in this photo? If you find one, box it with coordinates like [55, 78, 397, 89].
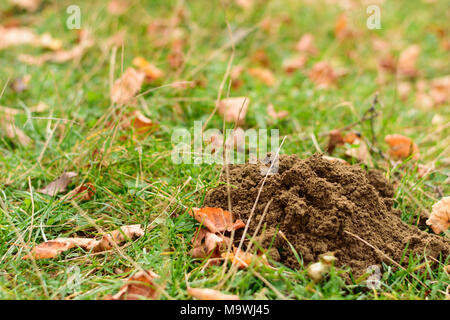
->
[0, 0, 449, 300]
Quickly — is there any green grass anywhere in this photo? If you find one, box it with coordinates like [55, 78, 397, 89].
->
[0, 0, 449, 300]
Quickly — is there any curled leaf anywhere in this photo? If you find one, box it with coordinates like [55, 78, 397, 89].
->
[189, 207, 245, 233]
[189, 228, 230, 259]
[38, 172, 78, 196]
[221, 248, 268, 269]
[111, 67, 145, 105]
[63, 182, 96, 201]
[216, 97, 250, 125]
[426, 197, 449, 234]
[308, 61, 337, 88]
[132, 56, 164, 81]
[247, 67, 276, 86]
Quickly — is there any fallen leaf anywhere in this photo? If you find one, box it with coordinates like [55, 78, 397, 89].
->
[0, 117, 32, 146]
[334, 13, 352, 40]
[38, 172, 78, 196]
[295, 33, 317, 55]
[397, 45, 420, 77]
[107, 0, 130, 15]
[18, 29, 94, 65]
[187, 287, 239, 300]
[267, 103, 289, 120]
[250, 49, 270, 67]
[426, 197, 449, 234]
[216, 97, 250, 125]
[23, 225, 144, 259]
[282, 54, 307, 73]
[385, 134, 419, 160]
[222, 248, 268, 269]
[110, 67, 145, 105]
[189, 228, 230, 259]
[62, 182, 96, 201]
[327, 129, 345, 154]
[189, 207, 245, 233]
[108, 270, 160, 300]
[308, 61, 337, 88]
[131, 110, 157, 135]
[132, 57, 164, 81]
[430, 76, 450, 105]
[9, 0, 41, 11]
[247, 67, 276, 86]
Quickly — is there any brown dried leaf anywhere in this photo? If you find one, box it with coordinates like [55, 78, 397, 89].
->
[187, 287, 239, 300]
[216, 97, 250, 125]
[107, 0, 130, 15]
[247, 67, 276, 86]
[18, 29, 93, 65]
[221, 248, 269, 269]
[384, 134, 419, 160]
[63, 182, 96, 201]
[397, 45, 420, 77]
[189, 228, 230, 259]
[283, 54, 307, 74]
[426, 197, 450, 234]
[295, 33, 318, 55]
[267, 103, 289, 120]
[189, 207, 245, 233]
[38, 172, 78, 196]
[109, 270, 160, 300]
[308, 61, 337, 88]
[131, 110, 157, 135]
[0, 118, 32, 146]
[110, 67, 145, 105]
[23, 225, 144, 259]
[132, 57, 164, 81]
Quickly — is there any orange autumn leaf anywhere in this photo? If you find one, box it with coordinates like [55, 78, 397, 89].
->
[426, 197, 450, 234]
[267, 103, 289, 120]
[385, 134, 419, 160]
[107, 0, 130, 15]
[107, 270, 160, 300]
[110, 67, 145, 105]
[216, 97, 250, 125]
[189, 207, 245, 233]
[187, 287, 239, 300]
[327, 129, 345, 153]
[221, 248, 268, 269]
[131, 110, 158, 135]
[247, 67, 276, 86]
[397, 45, 420, 77]
[23, 225, 144, 259]
[295, 33, 317, 55]
[308, 61, 337, 88]
[18, 29, 93, 65]
[132, 56, 164, 81]
[282, 54, 307, 74]
[334, 13, 352, 40]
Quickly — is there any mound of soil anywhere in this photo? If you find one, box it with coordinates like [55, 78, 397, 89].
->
[204, 154, 450, 277]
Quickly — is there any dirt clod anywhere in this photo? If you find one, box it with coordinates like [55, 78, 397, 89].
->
[204, 154, 449, 277]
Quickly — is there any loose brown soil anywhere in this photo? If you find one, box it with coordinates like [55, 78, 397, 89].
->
[204, 154, 449, 277]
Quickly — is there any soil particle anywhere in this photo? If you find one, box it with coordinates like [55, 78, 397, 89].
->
[204, 154, 450, 277]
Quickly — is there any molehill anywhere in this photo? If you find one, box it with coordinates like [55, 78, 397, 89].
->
[204, 154, 450, 277]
